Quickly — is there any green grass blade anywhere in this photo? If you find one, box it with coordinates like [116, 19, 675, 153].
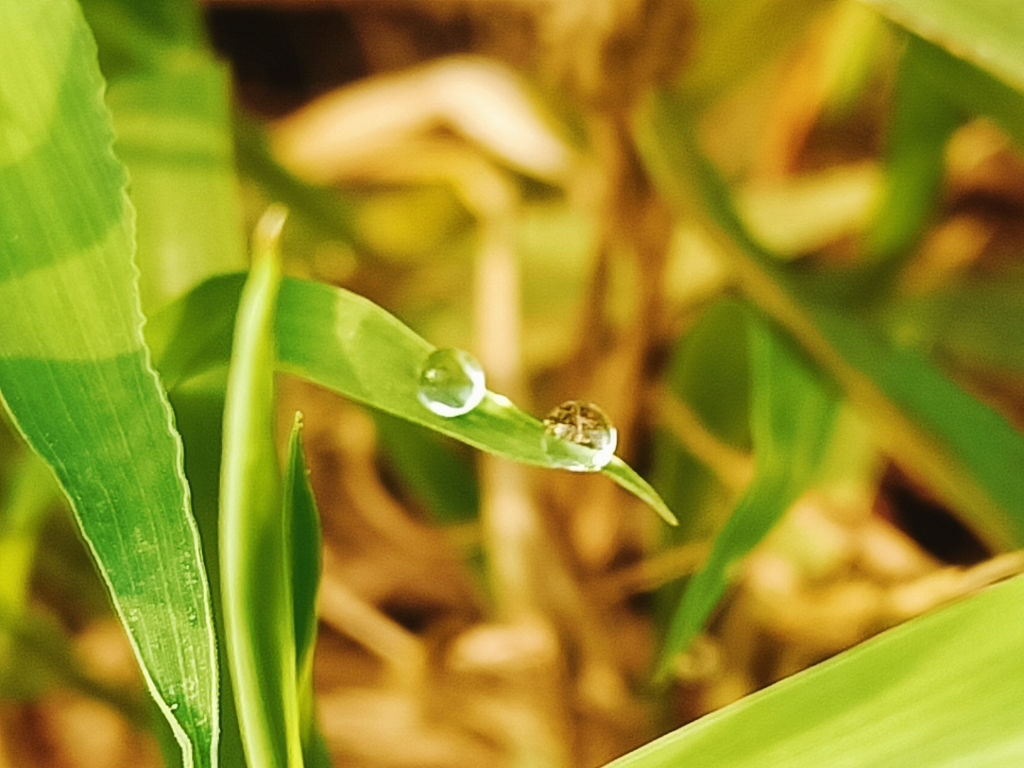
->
[0, 3, 218, 766]
[220, 208, 303, 768]
[655, 317, 839, 680]
[148, 273, 678, 525]
[862, 0, 1024, 93]
[609, 572, 1024, 767]
[282, 416, 331, 767]
[637, 91, 1024, 548]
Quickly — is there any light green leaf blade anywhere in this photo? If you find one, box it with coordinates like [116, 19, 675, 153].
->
[861, 0, 1024, 93]
[656, 316, 839, 679]
[609, 572, 1024, 767]
[148, 273, 677, 525]
[0, 3, 217, 766]
[220, 208, 303, 768]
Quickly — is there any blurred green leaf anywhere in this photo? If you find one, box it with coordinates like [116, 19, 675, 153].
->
[0, 3, 218, 766]
[220, 208, 303, 768]
[862, 0, 1024, 93]
[681, 0, 835, 105]
[107, 63, 246, 309]
[610, 572, 1024, 767]
[374, 412, 480, 525]
[656, 315, 839, 680]
[81, 0, 245, 311]
[0, 454, 60, 613]
[637, 90, 1024, 549]
[652, 299, 751, 544]
[864, 35, 963, 263]
[866, 32, 1024, 264]
[883, 273, 1024, 376]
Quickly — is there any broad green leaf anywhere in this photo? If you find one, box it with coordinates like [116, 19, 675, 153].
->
[220, 208, 303, 768]
[861, 0, 1024, 93]
[655, 316, 839, 680]
[282, 417, 332, 768]
[609, 572, 1024, 767]
[147, 274, 678, 526]
[0, 3, 217, 766]
[636, 91, 1024, 549]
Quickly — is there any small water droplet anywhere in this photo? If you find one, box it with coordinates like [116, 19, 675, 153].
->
[542, 400, 617, 472]
[417, 348, 486, 417]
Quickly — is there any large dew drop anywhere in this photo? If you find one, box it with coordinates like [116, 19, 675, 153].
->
[542, 400, 617, 472]
[417, 348, 487, 417]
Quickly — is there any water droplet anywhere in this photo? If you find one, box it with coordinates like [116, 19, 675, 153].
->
[417, 348, 486, 417]
[542, 400, 617, 472]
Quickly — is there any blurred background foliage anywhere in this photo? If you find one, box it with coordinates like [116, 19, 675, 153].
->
[4, 0, 1024, 766]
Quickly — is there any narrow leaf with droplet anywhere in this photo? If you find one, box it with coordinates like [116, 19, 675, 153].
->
[147, 274, 678, 526]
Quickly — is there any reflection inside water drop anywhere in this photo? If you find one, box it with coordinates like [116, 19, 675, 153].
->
[542, 400, 617, 471]
[417, 348, 486, 417]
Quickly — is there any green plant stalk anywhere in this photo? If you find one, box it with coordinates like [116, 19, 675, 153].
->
[220, 207, 303, 768]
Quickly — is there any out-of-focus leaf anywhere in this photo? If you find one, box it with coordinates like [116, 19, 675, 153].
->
[652, 299, 751, 543]
[637, 90, 1024, 549]
[374, 412, 480, 525]
[864, 36, 963, 262]
[0, 3, 218, 766]
[862, 0, 1024, 93]
[219, 208, 302, 768]
[272, 56, 574, 185]
[609, 572, 1024, 767]
[865, 32, 1024, 264]
[681, 0, 835, 105]
[107, 64, 246, 309]
[0, 455, 59, 613]
[148, 274, 678, 526]
[81, 0, 246, 311]
[233, 113, 358, 253]
[79, 0, 207, 77]
[884, 274, 1024, 376]
[655, 316, 839, 680]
